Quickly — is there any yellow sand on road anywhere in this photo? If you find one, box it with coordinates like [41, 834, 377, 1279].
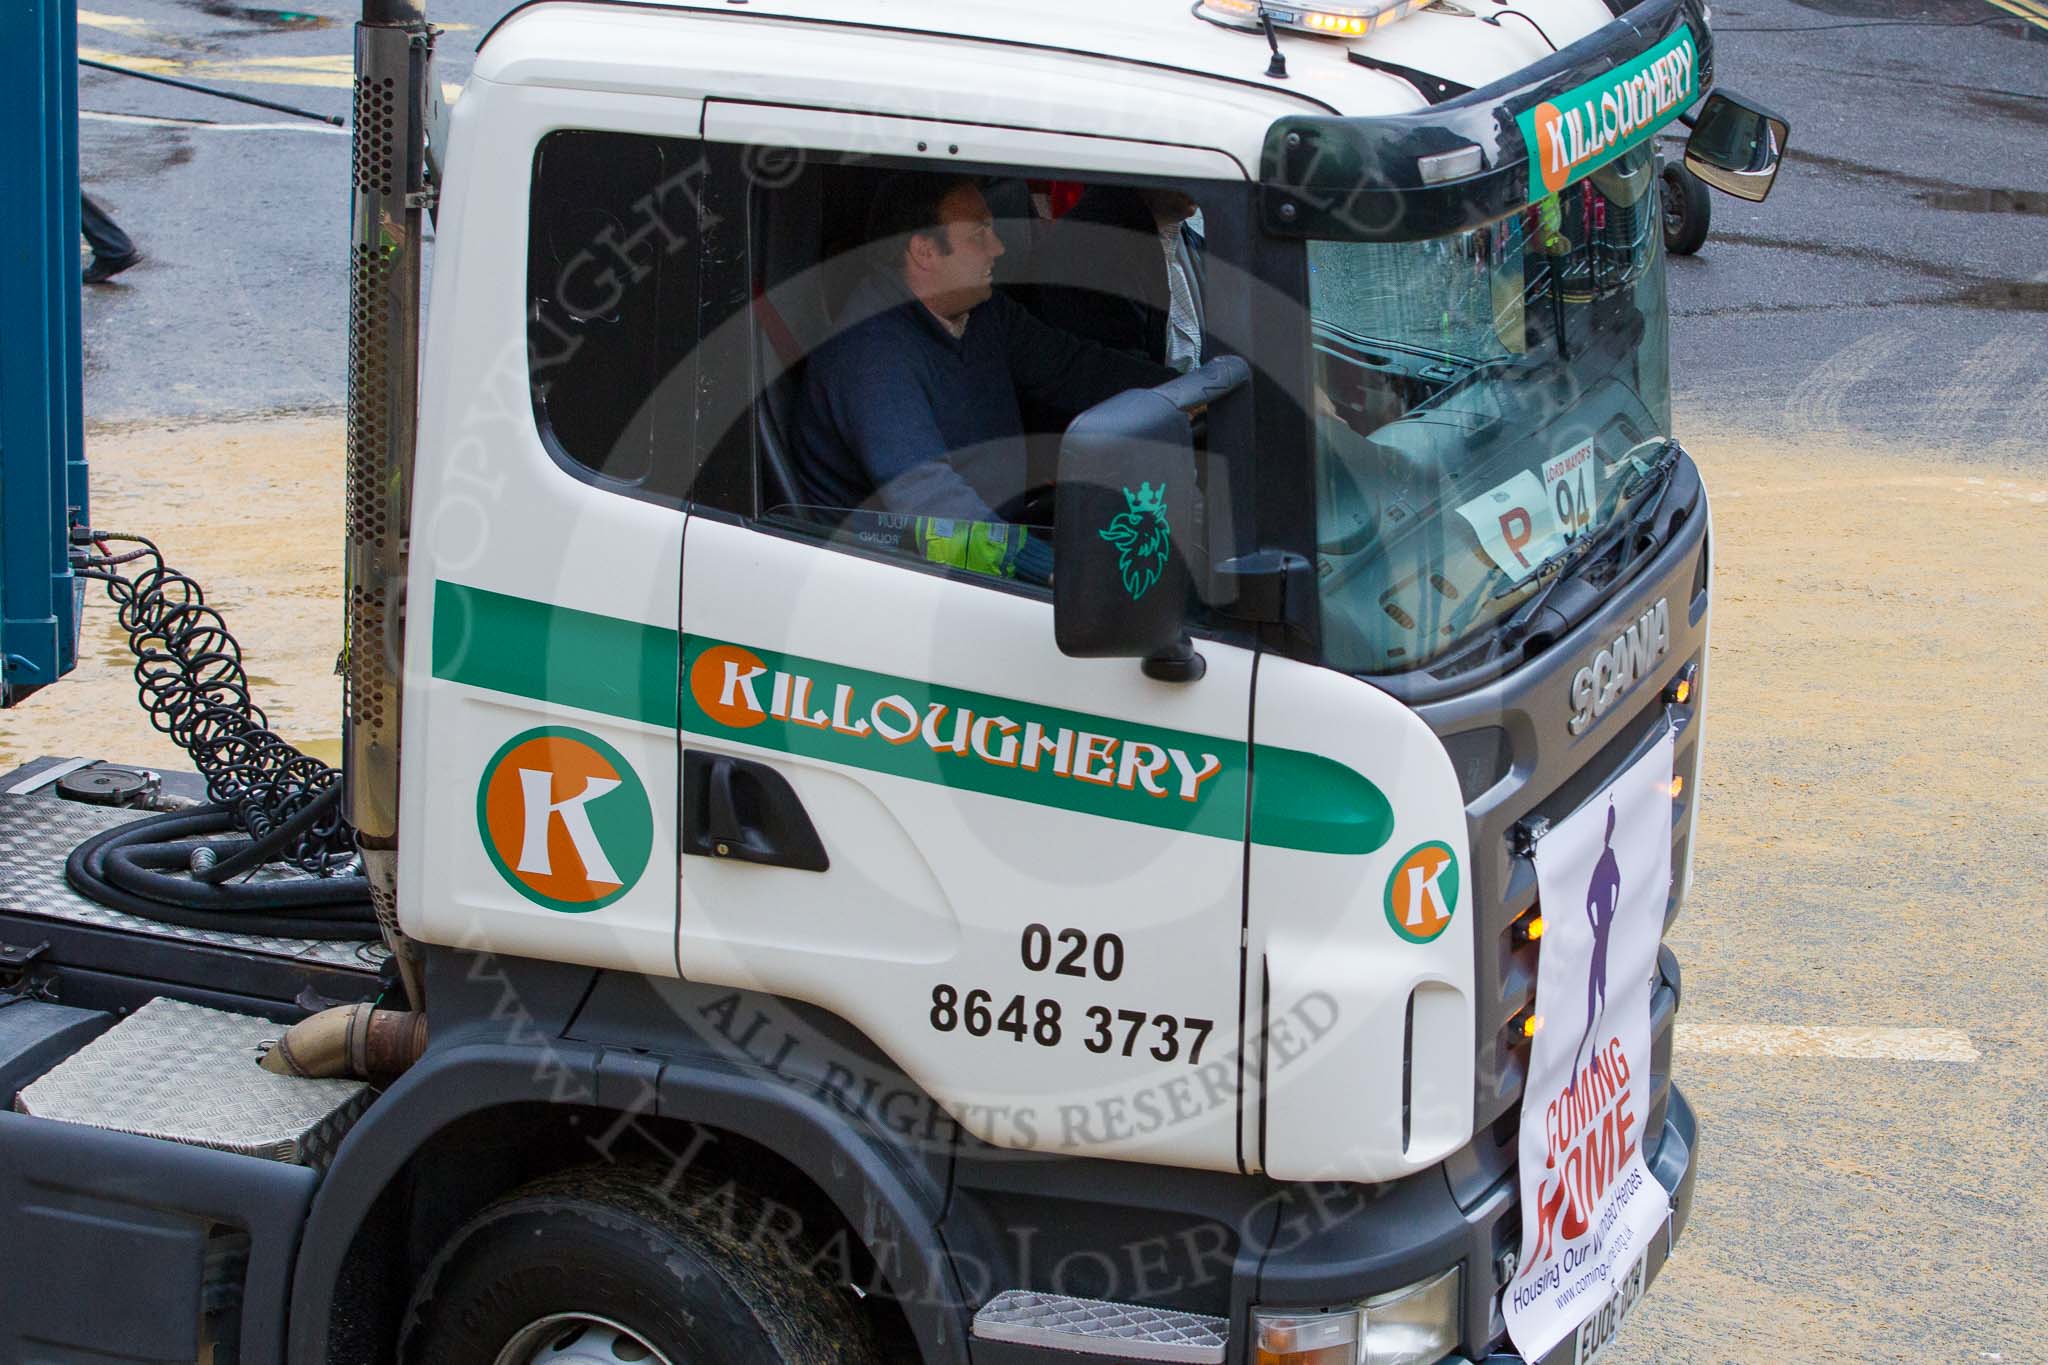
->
[14, 412, 2039, 801]
[0, 416, 345, 775]
[3, 413, 2043, 1356]
[1635, 431, 2048, 1360]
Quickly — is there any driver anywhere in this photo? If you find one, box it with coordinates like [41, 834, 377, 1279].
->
[796, 172, 1175, 583]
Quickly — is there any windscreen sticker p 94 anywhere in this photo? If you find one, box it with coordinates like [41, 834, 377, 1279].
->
[1456, 469, 1567, 581]
[684, 636, 1393, 856]
[1544, 439, 1598, 543]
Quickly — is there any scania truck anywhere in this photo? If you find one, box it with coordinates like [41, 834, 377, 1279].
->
[0, 0, 1787, 1361]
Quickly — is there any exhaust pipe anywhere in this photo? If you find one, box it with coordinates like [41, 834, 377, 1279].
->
[262, 1004, 428, 1083]
[345, 0, 433, 1009]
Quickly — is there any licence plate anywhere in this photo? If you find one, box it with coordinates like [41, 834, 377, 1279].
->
[1571, 1252, 1647, 1365]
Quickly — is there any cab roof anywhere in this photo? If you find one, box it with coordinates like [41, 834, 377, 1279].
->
[476, 0, 1625, 122]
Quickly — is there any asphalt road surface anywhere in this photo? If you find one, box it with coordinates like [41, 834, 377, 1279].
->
[39, 0, 2048, 1359]
[73, 0, 2048, 456]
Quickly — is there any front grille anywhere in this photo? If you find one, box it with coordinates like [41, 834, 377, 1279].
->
[1478, 686, 1698, 1124]
[1417, 504, 1710, 1209]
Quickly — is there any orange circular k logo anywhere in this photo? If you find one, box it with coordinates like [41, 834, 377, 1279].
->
[1384, 841, 1460, 944]
[478, 727, 652, 912]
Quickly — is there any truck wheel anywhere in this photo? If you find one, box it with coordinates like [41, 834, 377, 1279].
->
[400, 1164, 884, 1365]
[1661, 162, 1711, 256]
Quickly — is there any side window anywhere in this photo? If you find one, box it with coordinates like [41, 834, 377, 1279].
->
[526, 130, 703, 503]
[719, 158, 1214, 590]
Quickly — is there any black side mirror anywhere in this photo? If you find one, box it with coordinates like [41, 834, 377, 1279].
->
[1054, 358, 1251, 682]
[1683, 89, 1790, 203]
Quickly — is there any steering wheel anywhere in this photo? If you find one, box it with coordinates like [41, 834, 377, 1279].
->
[997, 484, 1059, 531]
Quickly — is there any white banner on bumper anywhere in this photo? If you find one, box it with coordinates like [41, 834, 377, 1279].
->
[1504, 726, 1675, 1362]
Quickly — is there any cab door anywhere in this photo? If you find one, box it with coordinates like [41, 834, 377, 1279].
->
[678, 108, 1257, 1173]
[679, 523, 1255, 1170]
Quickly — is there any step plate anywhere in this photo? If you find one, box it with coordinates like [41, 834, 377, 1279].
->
[972, 1290, 1227, 1364]
[15, 997, 369, 1164]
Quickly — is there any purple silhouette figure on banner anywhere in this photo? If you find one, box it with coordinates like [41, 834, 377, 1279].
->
[1577, 800, 1623, 1077]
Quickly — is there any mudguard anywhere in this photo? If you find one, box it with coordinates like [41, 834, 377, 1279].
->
[287, 950, 978, 1365]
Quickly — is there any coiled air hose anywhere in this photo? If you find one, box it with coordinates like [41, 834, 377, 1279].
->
[64, 532, 378, 940]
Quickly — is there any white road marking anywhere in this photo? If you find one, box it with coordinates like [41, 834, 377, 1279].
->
[82, 109, 346, 135]
[1675, 1023, 1979, 1063]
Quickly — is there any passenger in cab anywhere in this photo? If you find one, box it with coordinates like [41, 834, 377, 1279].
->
[796, 172, 1175, 584]
[1036, 184, 1205, 372]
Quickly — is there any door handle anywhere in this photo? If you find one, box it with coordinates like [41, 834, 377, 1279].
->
[682, 750, 830, 872]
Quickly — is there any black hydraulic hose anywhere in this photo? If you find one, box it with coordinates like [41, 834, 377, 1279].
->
[67, 806, 379, 941]
[191, 781, 344, 885]
[79, 57, 346, 127]
[65, 531, 381, 941]
[73, 532, 357, 876]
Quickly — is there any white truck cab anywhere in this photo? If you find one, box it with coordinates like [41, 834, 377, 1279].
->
[0, 1, 1788, 1362]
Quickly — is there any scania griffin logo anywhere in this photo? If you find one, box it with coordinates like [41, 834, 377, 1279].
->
[1567, 599, 1670, 737]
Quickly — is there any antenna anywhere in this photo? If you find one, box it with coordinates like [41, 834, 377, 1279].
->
[1261, 9, 1290, 78]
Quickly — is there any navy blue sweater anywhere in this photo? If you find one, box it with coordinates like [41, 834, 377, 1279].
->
[795, 271, 1173, 523]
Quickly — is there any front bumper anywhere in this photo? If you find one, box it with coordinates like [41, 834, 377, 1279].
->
[1478, 1082, 1700, 1365]
[1253, 938, 1696, 1364]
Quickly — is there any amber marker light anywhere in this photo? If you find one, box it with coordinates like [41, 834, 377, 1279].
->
[1250, 1308, 1360, 1365]
[1197, 0, 1432, 38]
[1522, 1014, 1543, 1039]
[1664, 662, 1698, 706]
[1526, 914, 1546, 941]
[1670, 775, 1685, 800]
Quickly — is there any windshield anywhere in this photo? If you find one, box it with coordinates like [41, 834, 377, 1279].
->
[1308, 146, 1672, 675]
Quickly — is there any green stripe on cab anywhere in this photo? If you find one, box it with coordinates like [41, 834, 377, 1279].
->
[432, 581, 1394, 856]
[433, 581, 678, 727]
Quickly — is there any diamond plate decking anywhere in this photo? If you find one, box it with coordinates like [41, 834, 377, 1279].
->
[0, 793, 385, 970]
[16, 997, 369, 1164]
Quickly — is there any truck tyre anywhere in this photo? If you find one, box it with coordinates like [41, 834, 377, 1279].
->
[400, 1163, 885, 1365]
[1661, 162, 1711, 256]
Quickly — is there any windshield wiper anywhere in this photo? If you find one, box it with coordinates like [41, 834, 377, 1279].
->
[1491, 440, 1683, 643]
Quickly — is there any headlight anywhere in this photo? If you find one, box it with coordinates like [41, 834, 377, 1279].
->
[1360, 1267, 1463, 1364]
[1252, 1267, 1462, 1365]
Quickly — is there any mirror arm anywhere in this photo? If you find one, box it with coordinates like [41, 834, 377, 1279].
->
[1214, 550, 1316, 646]
[1143, 638, 1208, 684]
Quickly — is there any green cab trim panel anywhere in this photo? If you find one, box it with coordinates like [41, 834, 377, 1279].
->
[434, 580, 680, 728]
[1514, 22, 1700, 200]
[432, 580, 1393, 856]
